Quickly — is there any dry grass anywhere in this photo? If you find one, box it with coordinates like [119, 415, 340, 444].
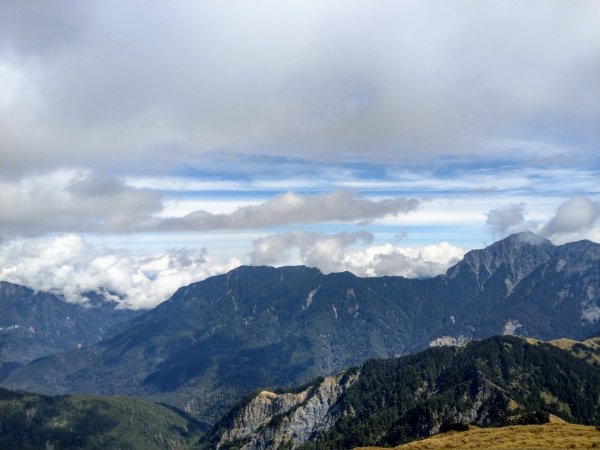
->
[526, 336, 600, 365]
[356, 422, 600, 450]
[548, 338, 580, 350]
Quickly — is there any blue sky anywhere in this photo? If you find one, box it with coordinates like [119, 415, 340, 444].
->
[1, 0, 599, 308]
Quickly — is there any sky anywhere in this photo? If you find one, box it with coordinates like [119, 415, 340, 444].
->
[1, 0, 599, 309]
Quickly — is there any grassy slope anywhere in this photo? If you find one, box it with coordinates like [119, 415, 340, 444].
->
[0, 388, 205, 450]
[357, 422, 600, 450]
[526, 335, 600, 366]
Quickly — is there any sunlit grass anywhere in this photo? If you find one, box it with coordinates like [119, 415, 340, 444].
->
[357, 422, 600, 450]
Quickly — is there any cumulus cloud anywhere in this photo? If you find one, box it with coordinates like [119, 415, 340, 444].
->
[0, 170, 418, 237]
[250, 231, 465, 278]
[541, 195, 600, 239]
[485, 203, 526, 237]
[1, 1, 599, 174]
[0, 234, 240, 309]
[250, 231, 374, 274]
[344, 242, 465, 278]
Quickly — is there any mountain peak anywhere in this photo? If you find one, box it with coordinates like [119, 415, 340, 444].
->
[501, 231, 553, 247]
[446, 232, 555, 285]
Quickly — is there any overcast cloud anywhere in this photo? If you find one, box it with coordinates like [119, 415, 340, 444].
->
[2, 0, 599, 175]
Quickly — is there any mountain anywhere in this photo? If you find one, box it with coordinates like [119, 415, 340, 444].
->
[0, 387, 205, 450]
[205, 336, 600, 449]
[0, 281, 140, 379]
[3, 233, 600, 423]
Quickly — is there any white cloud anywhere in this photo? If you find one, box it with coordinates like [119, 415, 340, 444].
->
[541, 195, 600, 239]
[503, 319, 522, 336]
[344, 241, 465, 278]
[0, 234, 240, 309]
[249, 231, 374, 274]
[250, 231, 465, 278]
[0, 170, 418, 237]
[159, 190, 419, 231]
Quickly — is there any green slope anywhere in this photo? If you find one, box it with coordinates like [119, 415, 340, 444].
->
[0, 388, 206, 450]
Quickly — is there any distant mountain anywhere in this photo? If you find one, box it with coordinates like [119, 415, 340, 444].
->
[0, 387, 205, 450]
[3, 233, 600, 423]
[206, 336, 600, 449]
[0, 281, 139, 379]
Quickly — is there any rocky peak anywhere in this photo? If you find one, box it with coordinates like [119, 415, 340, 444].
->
[446, 232, 555, 286]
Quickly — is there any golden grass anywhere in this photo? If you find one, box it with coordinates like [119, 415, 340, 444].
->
[548, 338, 579, 350]
[356, 422, 600, 450]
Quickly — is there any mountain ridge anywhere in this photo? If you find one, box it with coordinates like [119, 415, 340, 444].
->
[3, 232, 600, 423]
[205, 335, 600, 449]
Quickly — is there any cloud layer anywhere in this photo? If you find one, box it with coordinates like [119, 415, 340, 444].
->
[0, 234, 240, 309]
[0, 170, 418, 237]
[0, 232, 465, 309]
[250, 231, 465, 278]
[2, 1, 599, 174]
[159, 190, 419, 231]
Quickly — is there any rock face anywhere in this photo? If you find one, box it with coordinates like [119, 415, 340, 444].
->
[217, 372, 359, 449]
[0, 281, 139, 379]
[3, 233, 600, 423]
[208, 336, 600, 449]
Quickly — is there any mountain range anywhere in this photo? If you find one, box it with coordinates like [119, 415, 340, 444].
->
[0, 282, 139, 380]
[2, 232, 600, 425]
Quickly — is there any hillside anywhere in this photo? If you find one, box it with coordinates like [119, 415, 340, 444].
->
[0, 281, 139, 379]
[357, 422, 600, 450]
[529, 333, 600, 366]
[3, 233, 600, 423]
[206, 336, 600, 449]
[0, 387, 206, 450]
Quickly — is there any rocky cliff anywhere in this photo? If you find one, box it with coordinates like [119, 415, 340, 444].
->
[216, 372, 359, 449]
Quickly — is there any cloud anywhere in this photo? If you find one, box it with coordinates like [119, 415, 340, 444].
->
[344, 242, 465, 278]
[2, 1, 599, 175]
[0, 231, 464, 309]
[159, 190, 419, 231]
[485, 203, 526, 237]
[0, 169, 162, 236]
[250, 231, 374, 273]
[0, 170, 418, 237]
[0, 234, 240, 309]
[503, 319, 522, 336]
[250, 231, 465, 278]
[541, 195, 600, 239]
